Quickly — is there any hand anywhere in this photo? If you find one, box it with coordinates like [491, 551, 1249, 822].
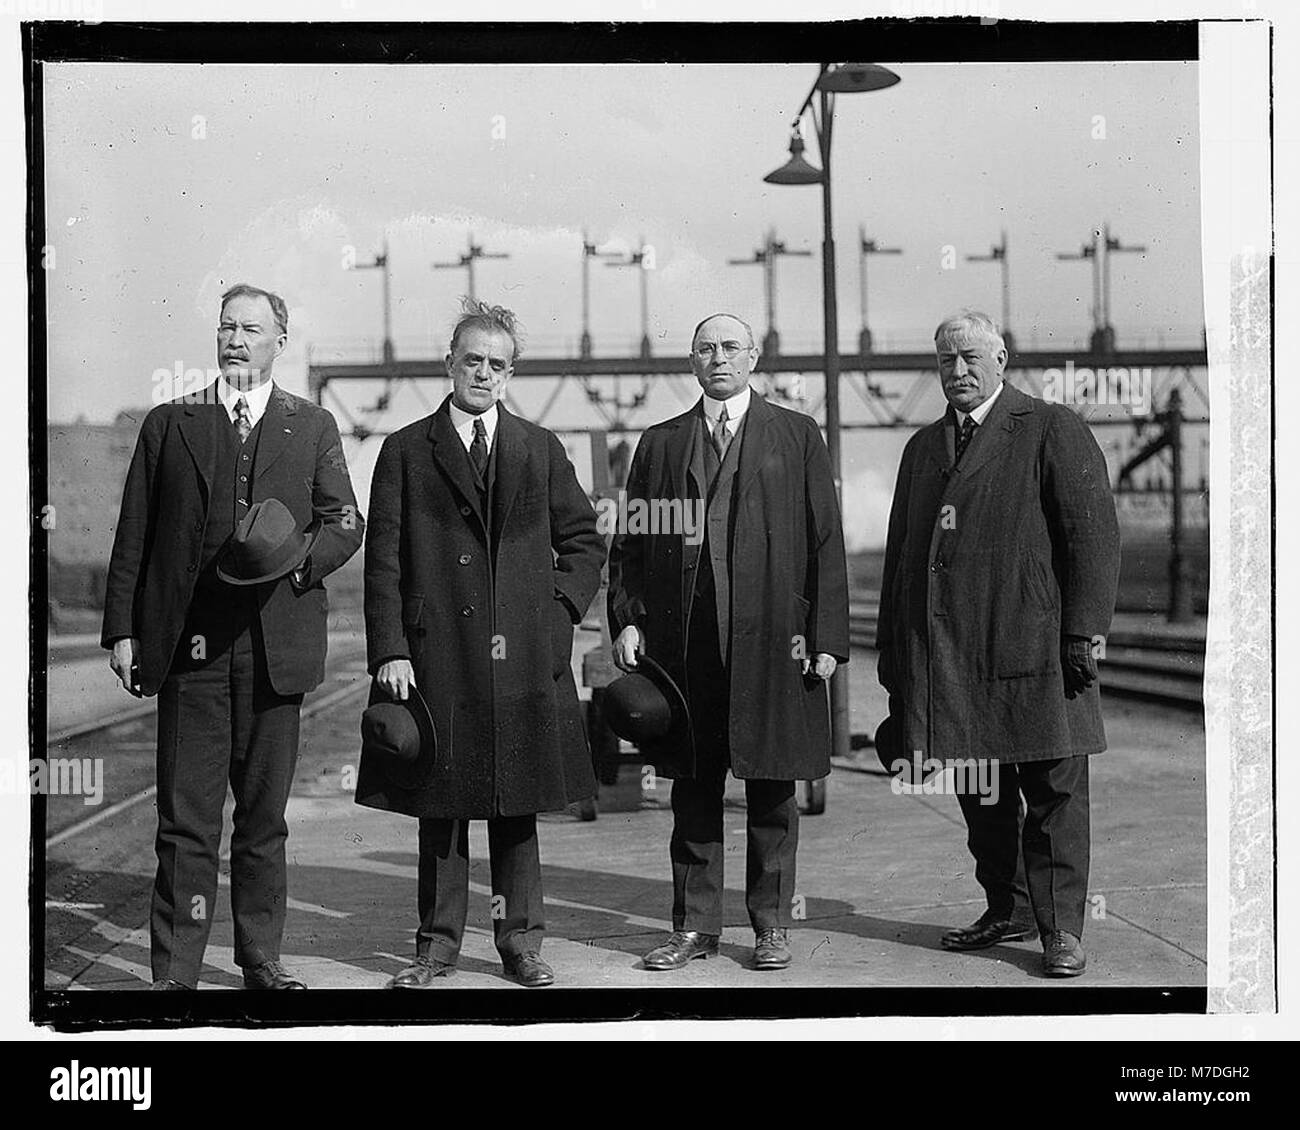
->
[109, 637, 142, 697]
[612, 625, 644, 672]
[377, 659, 416, 701]
[802, 652, 837, 681]
[1061, 635, 1099, 699]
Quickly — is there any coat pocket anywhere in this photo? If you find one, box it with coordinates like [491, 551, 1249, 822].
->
[551, 595, 574, 679]
[402, 594, 425, 636]
[1023, 556, 1058, 614]
[792, 591, 812, 647]
[993, 561, 1058, 678]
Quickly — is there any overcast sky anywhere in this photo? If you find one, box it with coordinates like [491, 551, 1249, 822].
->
[42, 59, 1203, 545]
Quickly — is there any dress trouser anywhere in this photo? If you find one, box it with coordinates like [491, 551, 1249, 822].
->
[152, 587, 303, 985]
[415, 815, 545, 962]
[955, 756, 1091, 938]
[670, 572, 798, 936]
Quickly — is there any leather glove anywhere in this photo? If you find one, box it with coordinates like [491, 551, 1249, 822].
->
[1061, 634, 1099, 699]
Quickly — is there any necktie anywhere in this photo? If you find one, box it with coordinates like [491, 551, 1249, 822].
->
[470, 417, 489, 480]
[955, 415, 976, 463]
[234, 396, 252, 444]
[712, 406, 731, 461]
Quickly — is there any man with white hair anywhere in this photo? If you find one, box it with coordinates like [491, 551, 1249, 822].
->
[876, 309, 1120, 977]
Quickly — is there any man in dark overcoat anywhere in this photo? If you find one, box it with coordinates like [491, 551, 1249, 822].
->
[876, 309, 1121, 976]
[102, 283, 364, 990]
[607, 313, 850, 972]
[357, 299, 604, 988]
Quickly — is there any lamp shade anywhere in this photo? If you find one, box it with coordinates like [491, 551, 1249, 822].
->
[763, 133, 824, 186]
[817, 63, 901, 93]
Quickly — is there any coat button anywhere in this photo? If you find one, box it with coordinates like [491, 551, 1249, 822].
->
[458, 553, 472, 565]
[460, 505, 472, 516]
[193, 522, 202, 532]
[460, 605, 474, 617]
[186, 564, 196, 572]
[239, 475, 248, 483]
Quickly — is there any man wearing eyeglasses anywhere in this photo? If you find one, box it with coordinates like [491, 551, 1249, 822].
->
[608, 313, 849, 972]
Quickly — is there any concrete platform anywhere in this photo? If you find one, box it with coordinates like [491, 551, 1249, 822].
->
[45, 638, 1206, 993]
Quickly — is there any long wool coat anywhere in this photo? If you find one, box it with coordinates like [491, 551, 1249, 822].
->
[607, 392, 850, 781]
[355, 399, 605, 819]
[876, 383, 1121, 764]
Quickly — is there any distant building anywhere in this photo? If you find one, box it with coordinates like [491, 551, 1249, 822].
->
[47, 412, 149, 617]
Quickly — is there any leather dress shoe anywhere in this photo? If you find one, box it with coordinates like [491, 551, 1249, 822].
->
[502, 952, 555, 988]
[754, 927, 792, 970]
[941, 911, 1038, 951]
[1042, 930, 1087, 977]
[643, 930, 719, 970]
[150, 978, 191, 991]
[388, 955, 456, 988]
[242, 960, 307, 990]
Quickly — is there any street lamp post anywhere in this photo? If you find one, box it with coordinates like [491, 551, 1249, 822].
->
[764, 61, 900, 768]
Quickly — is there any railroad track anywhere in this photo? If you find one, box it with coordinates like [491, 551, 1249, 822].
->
[41, 603, 1201, 849]
[847, 603, 1204, 707]
[42, 638, 371, 848]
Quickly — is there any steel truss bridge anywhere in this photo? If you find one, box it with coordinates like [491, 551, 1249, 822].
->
[307, 345, 1210, 440]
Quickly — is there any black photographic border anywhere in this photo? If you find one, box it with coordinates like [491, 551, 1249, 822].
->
[26, 16, 1209, 1031]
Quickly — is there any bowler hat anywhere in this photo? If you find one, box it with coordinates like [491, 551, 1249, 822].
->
[217, 497, 318, 586]
[874, 696, 942, 784]
[603, 653, 690, 752]
[359, 682, 438, 791]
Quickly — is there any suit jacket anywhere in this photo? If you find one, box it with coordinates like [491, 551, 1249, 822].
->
[355, 397, 605, 819]
[101, 383, 364, 697]
[607, 391, 850, 781]
[876, 382, 1121, 762]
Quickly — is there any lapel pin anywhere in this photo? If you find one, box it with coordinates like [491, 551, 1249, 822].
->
[284, 428, 292, 434]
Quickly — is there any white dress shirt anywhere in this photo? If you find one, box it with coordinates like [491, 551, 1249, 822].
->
[218, 376, 276, 429]
[700, 384, 752, 439]
[449, 401, 500, 452]
[955, 380, 1005, 429]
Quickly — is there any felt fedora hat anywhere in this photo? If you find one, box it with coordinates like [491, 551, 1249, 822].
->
[359, 682, 438, 791]
[216, 497, 318, 586]
[874, 695, 942, 784]
[603, 653, 691, 751]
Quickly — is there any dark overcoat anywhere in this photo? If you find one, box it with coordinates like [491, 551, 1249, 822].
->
[875, 383, 1121, 763]
[101, 384, 364, 697]
[607, 392, 850, 781]
[356, 398, 605, 819]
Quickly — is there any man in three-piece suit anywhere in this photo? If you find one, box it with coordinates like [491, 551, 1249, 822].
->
[102, 284, 364, 990]
[876, 309, 1120, 977]
[356, 299, 604, 989]
[607, 313, 850, 972]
